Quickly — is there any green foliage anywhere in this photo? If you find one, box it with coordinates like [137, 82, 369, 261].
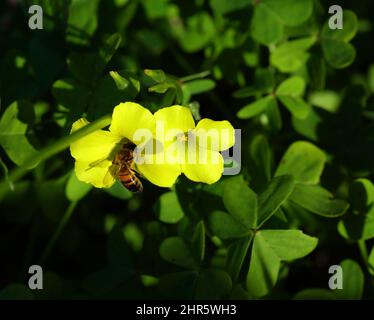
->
[159, 221, 232, 299]
[104, 181, 133, 200]
[155, 191, 185, 223]
[294, 259, 364, 300]
[0, 101, 38, 167]
[247, 230, 317, 297]
[223, 176, 258, 229]
[1, 0, 373, 301]
[237, 76, 312, 120]
[289, 184, 349, 217]
[321, 10, 358, 69]
[275, 141, 326, 184]
[66, 0, 100, 45]
[271, 37, 316, 73]
[251, 0, 313, 45]
[65, 170, 92, 202]
[338, 179, 374, 240]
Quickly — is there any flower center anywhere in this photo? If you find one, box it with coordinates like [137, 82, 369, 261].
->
[177, 132, 188, 142]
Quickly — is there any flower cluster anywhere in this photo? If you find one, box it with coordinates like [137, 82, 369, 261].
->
[70, 102, 235, 188]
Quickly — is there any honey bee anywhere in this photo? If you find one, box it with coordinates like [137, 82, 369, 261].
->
[113, 142, 143, 193]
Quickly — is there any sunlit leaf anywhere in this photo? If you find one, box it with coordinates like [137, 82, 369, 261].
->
[257, 175, 295, 227]
[237, 96, 275, 119]
[155, 191, 185, 224]
[0, 101, 38, 167]
[248, 135, 273, 189]
[275, 141, 326, 184]
[320, 11, 357, 69]
[223, 176, 258, 229]
[261, 0, 313, 27]
[178, 13, 216, 52]
[66, 0, 100, 45]
[322, 39, 356, 69]
[335, 259, 363, 300]
[321, 10, 358, 42]
[251, 4, 283, 45]
[276, 76, 306, 97]
[207, 210, 250, 239]
[270, 37, 316, 72]
[308, 90, 341, 113]
[278, 96, 311, 119]
[247, 229, 317, 297]
[290, 184, 349, 217]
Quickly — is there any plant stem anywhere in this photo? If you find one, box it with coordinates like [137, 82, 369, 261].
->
[180, 70, 211, 82]
[358, 239, 369, 267]
[39, 201, 78, 266]
[0, 114, 112, 196]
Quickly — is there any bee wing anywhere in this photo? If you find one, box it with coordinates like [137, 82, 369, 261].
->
[87, 158, 109, 169]
[104, 164, 120, 183]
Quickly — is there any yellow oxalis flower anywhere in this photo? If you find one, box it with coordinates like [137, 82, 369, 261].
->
[70, 102, 180, 188]
[154, 105, 235, 184]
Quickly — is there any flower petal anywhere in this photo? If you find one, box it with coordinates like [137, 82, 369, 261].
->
[75, 160, 117, 188]
[194, 118, 235, 151]
[182, 147, 224, 184]
[70, 118, 121, 162]
[109, 102, 155, 143]
[154, 105, 195, 140]
[136, 161, 181, 188]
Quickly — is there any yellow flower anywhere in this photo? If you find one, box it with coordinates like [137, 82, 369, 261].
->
[154, 105, 235, 184]
[70, 102, 180, 188]
[70, 102, 235, 189]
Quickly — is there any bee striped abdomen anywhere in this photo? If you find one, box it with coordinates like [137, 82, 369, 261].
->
[118, 171, 143, 193]
[114, 143, 143, 193]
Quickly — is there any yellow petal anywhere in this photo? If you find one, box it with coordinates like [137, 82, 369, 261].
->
[136, 160, 181, 188]
[156, 140, 185, 166]
[154, 106, 195, 142]
[194, 118, 235, 151]
[75, 160, 117, 188]
[70, 118, 121, 162]
[182, 147, 224, 184]
[132, 137, 182, 187]
[109, 102, 155, 144]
